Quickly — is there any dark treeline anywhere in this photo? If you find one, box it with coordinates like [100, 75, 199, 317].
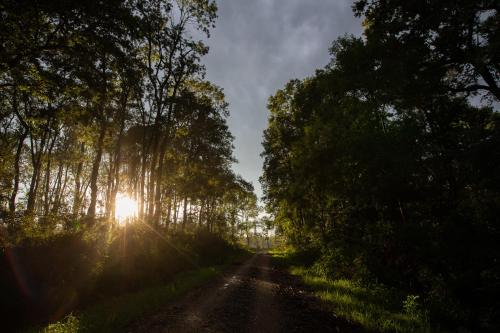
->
[261, 1, 499, 331]
[0, 0, 258, 329]
[0, 0, 258, 234]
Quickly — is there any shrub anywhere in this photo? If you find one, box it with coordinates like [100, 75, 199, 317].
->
[0, 222, 237, 331]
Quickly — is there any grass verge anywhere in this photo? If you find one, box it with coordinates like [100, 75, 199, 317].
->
[271, 248, 435, 333]
[35, 266, 221, 333]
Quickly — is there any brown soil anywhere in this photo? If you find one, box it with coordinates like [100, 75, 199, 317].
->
[127, 253, 363, 333]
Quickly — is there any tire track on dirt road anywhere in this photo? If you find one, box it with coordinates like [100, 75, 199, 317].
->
[128, 253, 362, 333]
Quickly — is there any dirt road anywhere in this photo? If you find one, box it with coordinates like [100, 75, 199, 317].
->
[128, 253, 361, 332]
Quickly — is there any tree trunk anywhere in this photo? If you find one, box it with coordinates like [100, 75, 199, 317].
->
[9, 130, 27, 213]
[198, 200, 204, 227]
[109, 120, 125, 221]
[153, 140, 168, 225]
[182, 196, 188, 230]
[87, 121, 106, 219]
[26, 131, 46, 214]
[51, 162, 67, 214]
[166, 190, 172, 228]
[72, 143, 84, 217]
[139, 149, 147, 219]
[147, 137, 159, 219]
[43, 134, 57, 215]
[87, 54, 109, 221]
[50, 161, 63, 208]
[174, 195, 180, 227]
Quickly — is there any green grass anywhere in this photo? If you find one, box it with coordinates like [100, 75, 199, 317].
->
[271, 248, 435, 333]
[37, 266, 221, 333]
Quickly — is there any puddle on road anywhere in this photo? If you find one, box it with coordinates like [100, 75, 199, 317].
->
[222, 275, 240, 289]
[186, 313, 202, 324]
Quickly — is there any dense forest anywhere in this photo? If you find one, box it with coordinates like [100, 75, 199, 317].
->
[0, 0, 259, 330]
[261, 0, 500, 331]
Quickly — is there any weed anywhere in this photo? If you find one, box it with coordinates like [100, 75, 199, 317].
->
[277, 259, 436, 333]
[34, 267, 220, 333]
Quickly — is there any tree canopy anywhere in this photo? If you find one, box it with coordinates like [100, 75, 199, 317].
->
[261, 1, 500, 331]
[0, 0, 257, 236]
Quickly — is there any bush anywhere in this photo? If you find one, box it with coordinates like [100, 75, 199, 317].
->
[0, 222, 238, 331]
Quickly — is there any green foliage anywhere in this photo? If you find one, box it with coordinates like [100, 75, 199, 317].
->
[0, 0, 250, 231]
[403, 295, 427, 321]
[272, 249, 435, 332]
[32, 267, 221, 333]
[42, 314, 79, 333]
[261, 2, 500, 332]
[74, 267, 220, 333]
[353, 0, 500, 101]
[290, 267, 433, 333]
[1, 225, 242, 331]
[1, 2, 256, 330]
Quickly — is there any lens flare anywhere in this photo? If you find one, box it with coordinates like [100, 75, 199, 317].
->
[115, 193, 138, 223]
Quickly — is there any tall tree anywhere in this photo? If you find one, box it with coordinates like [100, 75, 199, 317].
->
[353, 0, 500, 101]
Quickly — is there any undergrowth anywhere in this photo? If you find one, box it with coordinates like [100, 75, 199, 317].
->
[271, 248, 437, 333]
[1, 223, 246, 331]
[38, 266, 221, 333]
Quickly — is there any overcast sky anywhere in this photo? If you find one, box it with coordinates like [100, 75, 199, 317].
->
[202, 0, 362, 199]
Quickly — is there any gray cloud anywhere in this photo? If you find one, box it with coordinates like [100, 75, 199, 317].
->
[202, 0, 362, 199]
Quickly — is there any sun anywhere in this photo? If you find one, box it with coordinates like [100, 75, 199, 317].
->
[115, 193, 138, 223]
